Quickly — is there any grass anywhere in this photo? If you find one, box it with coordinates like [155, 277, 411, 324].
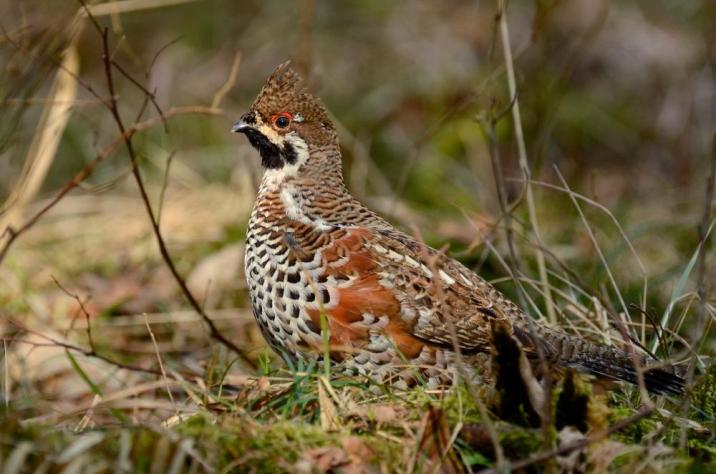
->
[1, 361, 714, 472]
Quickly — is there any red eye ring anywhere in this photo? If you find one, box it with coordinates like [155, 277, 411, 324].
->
[271, 112, 293, 129]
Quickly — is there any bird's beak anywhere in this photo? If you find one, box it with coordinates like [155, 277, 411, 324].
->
[231, 120, 250, 133]
[231, 112, 256, 133]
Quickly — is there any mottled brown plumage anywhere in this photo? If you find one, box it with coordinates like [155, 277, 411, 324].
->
[233, 62, 684, 395]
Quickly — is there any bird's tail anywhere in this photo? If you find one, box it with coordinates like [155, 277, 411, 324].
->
[515, 325, 685, 396]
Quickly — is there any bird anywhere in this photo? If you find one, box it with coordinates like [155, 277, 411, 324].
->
[232, 61, 684, 396]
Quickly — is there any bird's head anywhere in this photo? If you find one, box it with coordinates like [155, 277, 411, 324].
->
[232, 61, 338, 175]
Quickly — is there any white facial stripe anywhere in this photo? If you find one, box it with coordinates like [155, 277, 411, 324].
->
[256, 123, 282, 143]
[285, 132, 309, 163]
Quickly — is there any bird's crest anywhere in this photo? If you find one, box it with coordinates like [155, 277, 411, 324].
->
[251, 61, 331, 128]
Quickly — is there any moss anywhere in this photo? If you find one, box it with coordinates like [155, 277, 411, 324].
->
[174, 413, 395, 472]
[610, 406, 660, 444]
[683, 366, 716, 467]
[498, 423, 543, 460]
[691, 365, 716, 429]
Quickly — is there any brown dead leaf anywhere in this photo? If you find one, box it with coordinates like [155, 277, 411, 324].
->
[295, 447, 349, 474]
[342, 436, 374, 461]
[296, 443, 378, 474]
[414, 406, 462, 474]
[346, 404, 399, 426]
[257, 376, 271, 391]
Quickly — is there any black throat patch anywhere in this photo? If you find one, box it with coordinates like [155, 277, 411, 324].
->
[241, 129, 284, 169]
[282, 141, 298, 165]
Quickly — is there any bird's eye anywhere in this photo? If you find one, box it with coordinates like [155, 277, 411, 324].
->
[272, 113, 292, 129]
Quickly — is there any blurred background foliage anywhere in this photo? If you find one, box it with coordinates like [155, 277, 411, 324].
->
[2, 0, 713, 310]
[0, 1, 714, 469]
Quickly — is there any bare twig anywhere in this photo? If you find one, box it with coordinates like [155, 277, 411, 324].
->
[52, 277, 96, 351]
[156, 150, 176, 225]
[212, 51, 242, 109]
[0, 106, 223, 267]
[110, 59, 167, 132]
[5, 331, 162, 376]
[79, 3, 256, 368]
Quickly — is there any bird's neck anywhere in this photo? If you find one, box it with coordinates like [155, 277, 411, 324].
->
[259, 146, 346, 193]
[253, 148, 357, 231]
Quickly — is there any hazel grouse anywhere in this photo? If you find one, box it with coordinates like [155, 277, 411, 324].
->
[232, 62, 684, 395]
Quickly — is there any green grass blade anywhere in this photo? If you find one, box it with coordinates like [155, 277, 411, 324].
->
[64, 349, 128, 424]
[652, 217, 716, 353]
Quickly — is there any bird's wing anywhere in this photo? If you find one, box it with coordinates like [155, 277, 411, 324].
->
[283, 220, 524, 357]
[281, 219, 687, 395]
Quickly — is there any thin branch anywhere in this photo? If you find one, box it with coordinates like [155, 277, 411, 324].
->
[148, 36, 182, 73]
[211, 51, 242, 109]
[5, 331, 162, 377]
[156, 150, 176, 226]
[111, 59, 168, 132]
[80, 3, 255, 368]
[0, 106, 223, 267]
[52, 276, 96, 351]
